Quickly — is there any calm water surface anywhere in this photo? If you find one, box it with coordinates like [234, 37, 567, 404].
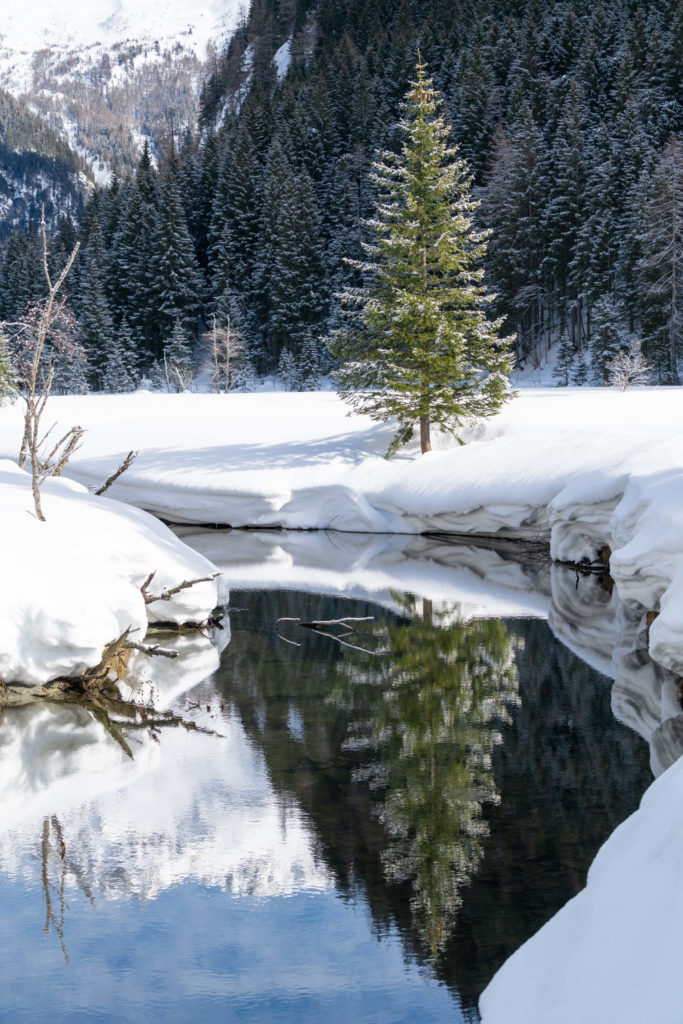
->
[0, 556, 653, 1022]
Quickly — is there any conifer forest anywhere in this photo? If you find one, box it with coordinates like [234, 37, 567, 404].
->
[0, 0, 682, 390]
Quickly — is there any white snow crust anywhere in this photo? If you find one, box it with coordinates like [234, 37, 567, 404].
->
[479, 751, 683, 1024]
[0, 458, 220, 684]
[1, 387, 681, 668]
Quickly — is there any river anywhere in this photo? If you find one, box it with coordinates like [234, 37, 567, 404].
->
[0, 531, 658, 1022]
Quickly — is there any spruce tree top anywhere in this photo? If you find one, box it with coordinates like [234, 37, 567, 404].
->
[331, 54, 513, 456]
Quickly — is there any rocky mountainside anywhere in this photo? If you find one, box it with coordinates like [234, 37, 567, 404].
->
[0, 87, 88, 239]
[0, 0, 244, 179]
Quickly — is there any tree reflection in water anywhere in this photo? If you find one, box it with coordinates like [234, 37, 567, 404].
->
[332, 597, 520, 955]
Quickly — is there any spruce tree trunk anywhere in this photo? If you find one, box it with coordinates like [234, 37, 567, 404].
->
[420, 415, 431, 453]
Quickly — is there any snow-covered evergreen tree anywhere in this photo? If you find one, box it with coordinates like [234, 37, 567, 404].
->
[553, 331, 576, 387]
[154, 167, 203, 344]
[277, 347, 300, 390]
[590, 295, 629, 383]
[638, 135, 683, 383]
[51, 345, 89, 395]
[102, 337, 135, 393]
[331, 56, 512, 456]
[164, 319, 194, 391]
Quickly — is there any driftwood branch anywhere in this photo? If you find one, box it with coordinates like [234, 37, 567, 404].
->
[141, 570, 221, 605]
[94, 450, 139, 495]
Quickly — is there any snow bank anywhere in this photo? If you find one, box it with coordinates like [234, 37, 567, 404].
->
[1, 388, 681, 667]
[479, 751, 683, 1024]
[2, 386, 683, 669]
[0, 459, 221, 684]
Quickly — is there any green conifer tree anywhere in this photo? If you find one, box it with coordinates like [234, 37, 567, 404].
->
[331, 55, 512, 456]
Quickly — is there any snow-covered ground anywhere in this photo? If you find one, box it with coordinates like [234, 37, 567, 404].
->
[1, 387, 681, 671]
[479, 749, 683, 1024]
[0, 458, 221, 684]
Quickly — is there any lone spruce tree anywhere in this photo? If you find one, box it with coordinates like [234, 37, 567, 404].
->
[331, 55, 512, 455]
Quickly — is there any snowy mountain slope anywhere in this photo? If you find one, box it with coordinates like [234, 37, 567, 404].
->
[0, 87, 87, 237]
[0, 0, 244, 177]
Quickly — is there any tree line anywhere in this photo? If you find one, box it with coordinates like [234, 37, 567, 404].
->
[0, 0, 681, 390]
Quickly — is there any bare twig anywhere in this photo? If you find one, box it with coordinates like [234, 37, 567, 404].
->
[94, 450, 139, 495]
[141, 570, 221, 604]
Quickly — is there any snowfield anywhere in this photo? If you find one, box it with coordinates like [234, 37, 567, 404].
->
[0, 458, 221, 684]
[1, 386, 682, 669]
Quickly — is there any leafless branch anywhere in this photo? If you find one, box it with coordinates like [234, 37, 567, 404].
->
[94, 450, 139, 495]
[141, 570, 221, 605]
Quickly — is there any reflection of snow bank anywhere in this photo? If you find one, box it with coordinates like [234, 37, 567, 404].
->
[0, 460, 220, 684]
[0, 691, 331, 901]
[178, 527, 551, 620]
[2, 389, 682, 667]
[480, 752, 683, 1024]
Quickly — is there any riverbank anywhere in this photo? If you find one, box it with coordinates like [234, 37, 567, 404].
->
[0, 459, 222, 685]
[1, 387, 682, 673]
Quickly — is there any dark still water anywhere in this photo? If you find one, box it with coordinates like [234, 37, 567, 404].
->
[0, 582, 652, 1023]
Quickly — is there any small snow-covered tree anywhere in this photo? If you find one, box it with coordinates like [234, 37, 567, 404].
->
[572, 353, 589, 386]
[608, 339, 652, 390]
[278, 347, 300, 390]
[590, 295, 629, 383]
[331, 55, 512, 456]
[102, 339, 135, 394]
[51, 343, 89, 395]
[202, 314, 246, 393]
[553, 331, 576, 386]
[164, 319, 194, 392]
[298, 333, 322, 390]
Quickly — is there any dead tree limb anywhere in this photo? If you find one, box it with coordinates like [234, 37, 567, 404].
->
[141, 570, 221, 605]
[94, 450, 139, 495]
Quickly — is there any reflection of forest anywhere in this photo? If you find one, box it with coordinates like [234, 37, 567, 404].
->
[217, 590, 651, 1017]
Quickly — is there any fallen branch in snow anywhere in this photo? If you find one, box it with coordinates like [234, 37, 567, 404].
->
[275, 616, 380, 655]
[93, 450, 139, 495]
[141, 570, 221, 605]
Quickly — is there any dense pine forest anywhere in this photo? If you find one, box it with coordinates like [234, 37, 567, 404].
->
[0, 0, 681, 390]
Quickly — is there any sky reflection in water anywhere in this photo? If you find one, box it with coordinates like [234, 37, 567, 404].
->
[0, 533, 654, 1023]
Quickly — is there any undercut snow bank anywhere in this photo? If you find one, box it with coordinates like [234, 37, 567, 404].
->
[1, 388, 682, 666]
[0, 460, 221, 684]
[479, 751, 683, 1024]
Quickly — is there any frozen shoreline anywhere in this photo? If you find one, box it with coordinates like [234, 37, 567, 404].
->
[2, 387, 683, 674]
[0, 459, 222, 685]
